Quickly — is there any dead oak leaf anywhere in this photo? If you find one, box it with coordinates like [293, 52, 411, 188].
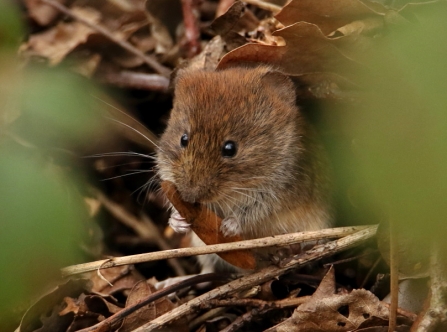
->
[22, 6, 101, 66]
[25, 0, 67, 26]
[118, 279, 186, 332]
[267, 268, 390, 332]
[275, 0, 387, 36]
[218, 22, 364, 76]
[218, 22, 363, 99]
[90, 265, 145, 295]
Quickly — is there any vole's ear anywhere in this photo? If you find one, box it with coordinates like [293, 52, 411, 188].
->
[260, 69, 297, 106]
[169, 64, 191, 92]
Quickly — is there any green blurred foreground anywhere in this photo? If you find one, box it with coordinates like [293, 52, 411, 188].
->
[0, 2, 106, 328]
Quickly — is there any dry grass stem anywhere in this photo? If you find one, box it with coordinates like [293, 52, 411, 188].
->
[61, 225, 374, 277]
[244, 0, 282, 13]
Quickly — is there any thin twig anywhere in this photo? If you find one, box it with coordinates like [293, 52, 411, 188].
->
[180, 0, 202, 58]
[98, 70, 170, 92]
[76, 273, 227, 332]
[323, 249, 378, 267]
[360, 256, 382, 289]
[220, 307, 267, 332]
[132, 226, 378, 331]
[189, 308, 229, 330]
[40, 0, 171, 76]
[218, 296, 311, 332]
[412, 239, 447, 331]
[244, 0, 282, 13]
[200, 296, 311, 310]
[61, 226, 373, 277]
[388, 220, 398, 332]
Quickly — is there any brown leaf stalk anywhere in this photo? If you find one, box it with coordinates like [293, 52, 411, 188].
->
[180, 0, 202, 58]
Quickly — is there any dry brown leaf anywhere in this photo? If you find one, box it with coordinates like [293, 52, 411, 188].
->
[267, 267, 390, 332]
[119, 279, 185, 332]
[145, 0, 179, 55]
[83, 294, 123, 315]
[22, 7, 101, 65]
[275, 0, 386, 35]
[90, 265, 145, 295]
[18, 279, 90, 332]
[59, 297, 80, 316]
[187, 35, 226, 71]
[210, 1, 248, 50]
[329, 17, 384, 38]
[218, 22, 364, 99]
[25, 0, 67, 26]
[119, 281, 156, 332]
[161, 181, 257, 270]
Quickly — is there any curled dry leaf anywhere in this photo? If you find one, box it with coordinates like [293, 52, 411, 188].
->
[161, 180, 257, 270]
[187, 35, 226, 71]
[89, 265, 145, 295]
[17, 279, 90, 332]
[218, 22, 363, 99]
[25, 0, 67, 26]
[145, 0, 179, 55]
[275, 0, 386, 36]
[22, 6, 101, 66]
[267, 267, 398, 332]
[119, 281, 155, 332]
[119, 279, 187, 332]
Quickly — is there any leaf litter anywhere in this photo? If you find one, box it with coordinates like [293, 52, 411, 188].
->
[10, 0, 444, 330]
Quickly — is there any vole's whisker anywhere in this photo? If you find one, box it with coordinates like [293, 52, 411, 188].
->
[105, 116, 161, 151]
[85, 152, 156, 159]
[232, 189, 268, 209]
[92, 94, 161, 148]
[100, 170, 151, 181]
[127, 175, 159, 204]
[95, 161, 154, 170]
[230, 187, 271, 194]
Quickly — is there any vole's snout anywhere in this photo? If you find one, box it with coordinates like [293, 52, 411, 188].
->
[178, 183, 211, 204]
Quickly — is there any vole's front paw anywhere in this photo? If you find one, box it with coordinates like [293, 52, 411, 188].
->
[168, 209, 190, 233]
[220, 217, 241, 238]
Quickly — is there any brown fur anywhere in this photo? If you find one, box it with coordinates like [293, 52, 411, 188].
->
[157, 66, 332, 270]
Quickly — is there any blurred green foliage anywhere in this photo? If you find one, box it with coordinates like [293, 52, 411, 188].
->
[0, 1, 23, 48]
[338, 2, 447, 242]
[0, 1, 106, 328]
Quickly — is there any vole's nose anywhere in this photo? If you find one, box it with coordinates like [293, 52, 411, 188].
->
[180, 184, 209, 203]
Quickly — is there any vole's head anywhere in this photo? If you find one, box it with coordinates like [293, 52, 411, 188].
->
[157, 66, 303, 205]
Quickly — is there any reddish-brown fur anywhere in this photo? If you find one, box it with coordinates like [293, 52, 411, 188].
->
[157, 66, 332, 271]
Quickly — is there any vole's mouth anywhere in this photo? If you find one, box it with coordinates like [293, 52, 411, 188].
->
[178, 188, 216, 205]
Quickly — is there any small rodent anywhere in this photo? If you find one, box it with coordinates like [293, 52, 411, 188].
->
[157, 66, 332, 272]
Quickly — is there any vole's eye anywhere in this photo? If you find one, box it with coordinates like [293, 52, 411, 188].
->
[222, 141, 237, 157]
[180, 133, 189, 147]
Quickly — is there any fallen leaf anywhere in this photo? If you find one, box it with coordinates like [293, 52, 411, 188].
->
[266, 267, 394, 332]
[161, 181, 257, 270]
[90, 265, 145, 295]
[18, 279, 90, 332]
[119, 279, 186, 332]
[275, 0, 386, 35]
[25, 0, 67, 26]
[22, 7, 101, 65]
